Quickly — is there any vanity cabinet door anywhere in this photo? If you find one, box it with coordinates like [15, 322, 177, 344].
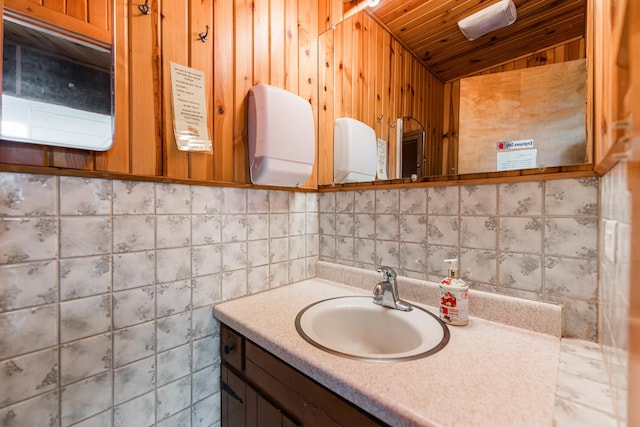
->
[220, 324, 386, 427]
[221, 365, 247, 427]
[222, 364, 300, 427]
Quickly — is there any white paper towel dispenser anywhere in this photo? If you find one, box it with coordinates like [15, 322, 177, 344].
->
[248, 84, 315, 187]
[334, 117, 377, 183]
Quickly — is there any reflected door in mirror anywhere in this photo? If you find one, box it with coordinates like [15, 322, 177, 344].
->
[401, 130, 424, 178]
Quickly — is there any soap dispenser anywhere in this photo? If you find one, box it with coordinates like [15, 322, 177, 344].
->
[439, 259, 469, 326]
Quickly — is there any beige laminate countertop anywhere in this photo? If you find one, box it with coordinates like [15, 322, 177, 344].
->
[213, 278, 561, 427]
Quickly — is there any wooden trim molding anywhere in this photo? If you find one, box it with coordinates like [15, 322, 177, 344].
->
[318, 165, 596, 192]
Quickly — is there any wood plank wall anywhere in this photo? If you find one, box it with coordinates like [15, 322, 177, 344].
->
[0, 0, 319, 188]
[317, 9, 444, 185]
[442, 38, 586, 175]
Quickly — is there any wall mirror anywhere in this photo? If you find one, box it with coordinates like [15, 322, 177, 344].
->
[1, 14, 114, 151]
[317, 0, 591, 186]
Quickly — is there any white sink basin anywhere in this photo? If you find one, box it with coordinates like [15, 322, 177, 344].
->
[295, 296, 449, 361]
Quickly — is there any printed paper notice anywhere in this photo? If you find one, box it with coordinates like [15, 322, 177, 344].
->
[497, 149, 537, 171]
[170, 62, 212, 152]
[377, 138, 388, 180]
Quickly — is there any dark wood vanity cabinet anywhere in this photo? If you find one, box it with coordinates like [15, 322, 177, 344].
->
[220, 324, 387, 427]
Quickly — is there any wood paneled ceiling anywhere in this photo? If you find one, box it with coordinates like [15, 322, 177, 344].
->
[363, 0, 587, 81]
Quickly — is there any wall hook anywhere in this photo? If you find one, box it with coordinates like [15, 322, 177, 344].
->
[138, 0, 151, 15]
[199, 25, 209, 43]
[376, 114, 384, 122]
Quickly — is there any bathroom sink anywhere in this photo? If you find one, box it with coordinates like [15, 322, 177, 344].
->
[295, 296, 449, 361]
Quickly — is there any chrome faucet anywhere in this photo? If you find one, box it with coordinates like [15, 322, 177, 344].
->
[373, 266, 412, 311]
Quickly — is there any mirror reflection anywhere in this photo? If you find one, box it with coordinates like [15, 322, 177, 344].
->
[318, 5, 590, 186]
[396, 116, 425, 178]
[1, 17, 114, 151]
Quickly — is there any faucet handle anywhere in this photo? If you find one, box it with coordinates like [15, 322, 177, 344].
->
[376, 266, 397, 281]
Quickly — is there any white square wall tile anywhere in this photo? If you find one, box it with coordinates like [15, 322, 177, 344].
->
[60, 373, 113, 426]
[305, 193, 319, 213]
[157, 279, 192, 317]
[247, 265, 270, 294]
[399, 215, 427, 244]
[192, 214, 222, 245]
[545, 178, 598, 216]
[113, 215, 155, 253]
[156, 215, 191, 249]
[60, 333, 112, 386]
[0, 390, 58, 427]
[0, 217, 58, 264]
[246, 214, 269, 240]
[459, 248, 497, 286]
[158, 408, 190, 427]
[0, 260, 57, 312]
[0, 173, 57, 217]
[498, 253, 542, 293]
[192, 335, 219, 371]
[60, 177, 111, 215]
[0, 348, 58, 407]
[247, 189, 269, 213]
[156, 247, 192, 283]
[221, 269, 247, 300]
[191, 306, 219, 340]
[114, 391, 155, 427]
[157, 312, 192, 352]
[221, 214, 247, 242]
[113, 251, 155, 291]
[72, 409, 111, 427]
[545, 257, 598, 300]
[498, 181, 543, 216]
[375, 189, 399, 214]
[427, 186, 459, 215]
[289, 192, 306, 213]
[0, 305, 57, 359]
[156, 183, 191, 214]
[460, 216, 497, 250]
[192, 393, 220, 427]
[113, 286, 155, 329]
[192, 244, 221, 277]
[114, 357, 156, 405]
[544, 218, 598, 258]
[156, 376, 191, 422]
[60, 295, 111, 343]
[157, 344, 192, 387]
[192, 365, 218, 402]
[221, 242, 247, 271]
[60, 217, 111, 258]
[192, 274, 221, 308]
[60, 255, 111, 300]
[270, 261, 289, 288]
[269, 190, 289, 213]
[400, 188, 427, 214]
[335, 192, 354, 213]
[498, 217, 543, 254]
[319, 193, 335, 213]
[191, 185, 221, 214]
[248, 240, 269, 267]
[221, 188, 247, 214]
[461, 185, 497, 215]
[113, 322, 156, 368]
[113, 181, 155, 215]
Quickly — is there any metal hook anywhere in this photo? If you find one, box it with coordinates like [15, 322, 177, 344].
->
[138, 0, 151, 15]
[198, 25, 209, 43]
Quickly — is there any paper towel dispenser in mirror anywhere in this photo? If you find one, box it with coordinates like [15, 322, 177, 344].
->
[248, 84, 315, 187]
[333, 117, 377, 184]
[1, 17, 114, 151]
